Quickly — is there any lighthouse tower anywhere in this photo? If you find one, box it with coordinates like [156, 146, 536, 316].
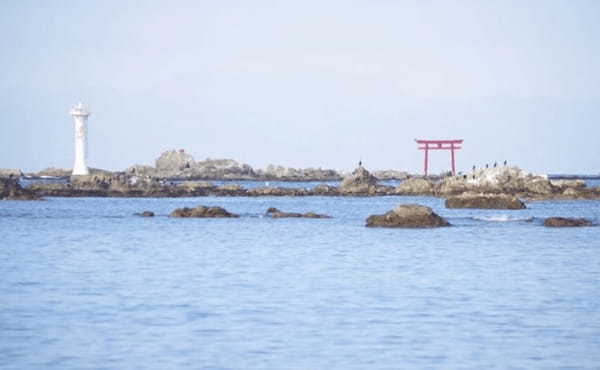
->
[69, 102, 91, 176]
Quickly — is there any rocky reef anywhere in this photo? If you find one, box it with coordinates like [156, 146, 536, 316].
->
[124, 150, 345, 181]
[445, 193, 526, 209]
[10, 163, 600, 201]
[366, 204, 450, 228]
[1, 171, 39, 200]
[396, 166, 599, 200]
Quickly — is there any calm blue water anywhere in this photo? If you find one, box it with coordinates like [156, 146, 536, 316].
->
[1, 195, 600, 369]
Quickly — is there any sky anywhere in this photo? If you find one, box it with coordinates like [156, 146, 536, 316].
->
[1, 0, 599, 174]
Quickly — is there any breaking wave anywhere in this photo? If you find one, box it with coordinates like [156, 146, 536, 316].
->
[471, 215, 534, 222]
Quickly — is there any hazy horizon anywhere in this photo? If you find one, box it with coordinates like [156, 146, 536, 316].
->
[2, 1, 599, 174]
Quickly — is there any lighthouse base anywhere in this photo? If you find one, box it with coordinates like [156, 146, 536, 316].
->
[72, 164, 89, 176]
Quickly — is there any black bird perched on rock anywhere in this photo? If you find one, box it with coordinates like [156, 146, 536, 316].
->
[485, 164, 489, 168]
[358, 160, 362, 167]
[494, 162, 497, 168]
[503, 160, 507, 166]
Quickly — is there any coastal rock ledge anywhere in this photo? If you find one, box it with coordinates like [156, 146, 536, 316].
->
[445, 193, 526, 209]
[543, 217, 592, 227]
[366, 204, 450, 228]
[169, 206, 239, 218]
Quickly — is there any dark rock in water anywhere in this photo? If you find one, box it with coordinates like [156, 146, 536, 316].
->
[134, 211, 155, 217]
[544, 217, 592, 227]
[266, 207, 331, 219]
[340, 166, 379, 194]
[169, 205, 239, 218]
[445, 193, 526, 209]
[366, 204, 450, 228]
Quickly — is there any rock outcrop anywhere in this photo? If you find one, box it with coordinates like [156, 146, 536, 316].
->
[127, 151, 257, 180]
[0, 174, 39, 200]
[544, 217, 592, 227]
[366, 204, 450, 228]
[372, 170, 409, 181]
[436, 166, 554, 196]
[0, 169, 24, 178]
[265, 207, 331, 219]
[247, 187, 308, 196]
[550, 180, 586, 192]
[313, 184, 340, 195]
[445, 193, 526, 209]
[395, 178, 435, 195]
[340, 166, 378, 194]
[169, 205, 239, 218]
[256, 165, 341, 181]
[155, 149, 195, 171]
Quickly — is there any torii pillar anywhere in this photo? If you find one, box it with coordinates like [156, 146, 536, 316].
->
[415, 139, 463, 176]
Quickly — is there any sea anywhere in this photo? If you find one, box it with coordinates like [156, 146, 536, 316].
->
[1, 180, 600, 369]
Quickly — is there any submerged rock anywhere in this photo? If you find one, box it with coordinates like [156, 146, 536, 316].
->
[445, 193, 526, 209]
[265, 207, 331, 219]
[169, 205, 239, 218]
[543, 217, 592, 227]
[134, 211, 155, 217]
[366, 204, 450, 228]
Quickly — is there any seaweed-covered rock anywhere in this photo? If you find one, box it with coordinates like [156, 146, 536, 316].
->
[169, 205, 238, 218]
[543, 217, 592, 227]
[366, 204, 449, 228]
[445, 193, 526, 209]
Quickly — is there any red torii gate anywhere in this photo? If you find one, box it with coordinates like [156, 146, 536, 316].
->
[416, 139, 463, 176]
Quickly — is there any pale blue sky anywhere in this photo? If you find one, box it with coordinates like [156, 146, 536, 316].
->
[1, 0, 599, 174]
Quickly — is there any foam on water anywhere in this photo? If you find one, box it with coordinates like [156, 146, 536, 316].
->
[471, 214, 534, 222]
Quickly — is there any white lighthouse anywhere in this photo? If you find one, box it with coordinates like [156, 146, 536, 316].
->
[69, 102, 91, 176]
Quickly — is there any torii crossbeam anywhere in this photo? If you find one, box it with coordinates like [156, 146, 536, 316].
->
[416, 139, 463, 176]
